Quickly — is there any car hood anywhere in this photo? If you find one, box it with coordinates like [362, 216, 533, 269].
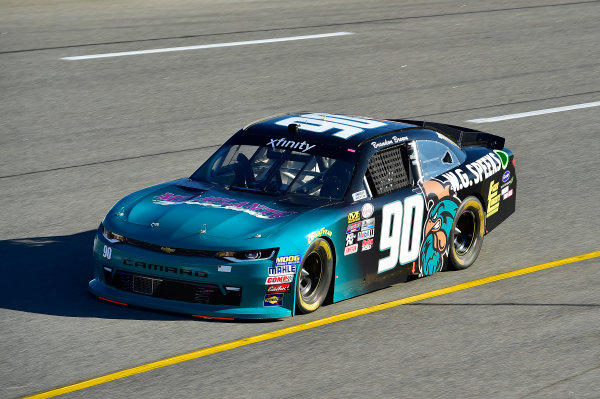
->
[113, 180, 308, 241]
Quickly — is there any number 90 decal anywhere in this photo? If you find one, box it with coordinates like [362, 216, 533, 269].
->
[102, 245, 112, 260]
[275, 113, 386, 139]
[379, 194, 424, 273]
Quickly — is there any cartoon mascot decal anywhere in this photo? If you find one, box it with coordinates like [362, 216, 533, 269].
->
[419, 179, 460, 276]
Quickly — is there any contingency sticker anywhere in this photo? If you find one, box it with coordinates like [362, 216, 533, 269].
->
[361, 203, 374, 218]
[344, 244, 358, 256]
[266, 284, 291, 294]
[361, 239, 373, 251]
[348, 211, 361, 223]
[265, 275, 294, 285]
[276, 255, 301, 266]
[264, 294, 283, 307]
[352, 190, 367, 201]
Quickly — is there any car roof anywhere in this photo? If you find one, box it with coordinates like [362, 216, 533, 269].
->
[239, 112, 433, 148]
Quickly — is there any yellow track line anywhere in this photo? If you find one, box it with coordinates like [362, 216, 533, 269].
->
[26, 250, 600, 398]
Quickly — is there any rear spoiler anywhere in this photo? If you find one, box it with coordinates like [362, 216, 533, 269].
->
[389, 119, 505, 150]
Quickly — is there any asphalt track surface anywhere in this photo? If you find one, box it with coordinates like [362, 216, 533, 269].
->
[1, 0, 599, 398]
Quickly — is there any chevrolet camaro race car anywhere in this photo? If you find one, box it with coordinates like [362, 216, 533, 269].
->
[90, 112, 516, 319]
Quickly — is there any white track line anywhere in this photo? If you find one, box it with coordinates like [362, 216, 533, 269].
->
[62, 32, 354, 60]
[467, 101, 600, 123]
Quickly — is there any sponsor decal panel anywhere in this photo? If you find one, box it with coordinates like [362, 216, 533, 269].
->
[267, 138, 315, 153]
[352, 190, 367, 201]
[266, 284, 291, 294]
[307, 228, 332, 244]
[344, 244, 358, 256]
[361, 203, 374, 218]
[266, 275, 294, 285]
[501, 176, 514, 189]
[487, 181, 500, 216]
[268, 265, 296, 276]
[347, 222, 361, 233]
[441, 152, 503, 192]
[217, 265, 231, 273]
[347, 211, 361, 223]
[276, 255, 301, 267]
[346, 233, 356, 246]
[153, 193, 295, 219]
[502, 170, 511, 183]
[501, 185, 513, 199]
[361, 239, 373, 251]
[264, 294, 283, 306]
[361, 218, 375, 231]
[358, 229, 374, 241]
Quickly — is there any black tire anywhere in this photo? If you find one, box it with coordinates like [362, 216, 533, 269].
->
[449, 196, 485, 270]
[296, 238, 334, 314]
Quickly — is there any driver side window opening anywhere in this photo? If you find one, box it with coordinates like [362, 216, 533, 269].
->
[365, 144, 413, 197]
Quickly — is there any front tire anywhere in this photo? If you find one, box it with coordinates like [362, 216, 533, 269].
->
[449, 196, 485, 270]
[296, 238, 333, 314]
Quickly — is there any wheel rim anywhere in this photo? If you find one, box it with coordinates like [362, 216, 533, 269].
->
[454, 210, 477, 256]
[299, 252, 323, 299]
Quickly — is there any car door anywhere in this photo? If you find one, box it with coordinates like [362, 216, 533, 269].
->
[414, 139, 463, 276]
[343, 141, 427, 293]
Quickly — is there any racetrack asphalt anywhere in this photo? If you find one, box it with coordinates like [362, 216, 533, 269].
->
[1, 0, 599, 397]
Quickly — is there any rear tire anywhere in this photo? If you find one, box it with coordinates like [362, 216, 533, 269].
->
[449, 196, 485, 270]
[296, 238, 333, 314]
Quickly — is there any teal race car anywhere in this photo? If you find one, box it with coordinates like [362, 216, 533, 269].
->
[90, 112, 516, 319]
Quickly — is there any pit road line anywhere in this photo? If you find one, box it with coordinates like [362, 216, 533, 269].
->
[24, 250, 600, 399]
[61, 32, 354, 60]
[466, 101, 600, 123]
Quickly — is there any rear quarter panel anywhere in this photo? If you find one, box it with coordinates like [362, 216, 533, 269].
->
[439, 147, 516, 233]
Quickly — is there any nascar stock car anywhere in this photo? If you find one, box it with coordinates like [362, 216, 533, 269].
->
[90, 112, 516, 319]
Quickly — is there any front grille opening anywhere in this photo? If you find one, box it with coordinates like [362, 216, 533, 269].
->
[106, 271, 241, 306]
[125, 238, 218, 257]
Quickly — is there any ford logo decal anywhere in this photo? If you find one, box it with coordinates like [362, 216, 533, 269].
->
[502, 171, 511, 183]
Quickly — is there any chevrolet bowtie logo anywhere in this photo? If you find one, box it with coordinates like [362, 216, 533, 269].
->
[160, 247, 176, 254]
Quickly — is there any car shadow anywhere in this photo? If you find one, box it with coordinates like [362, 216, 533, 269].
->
[0, 230, 188, 320]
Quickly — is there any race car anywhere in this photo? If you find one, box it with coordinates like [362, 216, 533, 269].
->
[90, 112, 516, 319]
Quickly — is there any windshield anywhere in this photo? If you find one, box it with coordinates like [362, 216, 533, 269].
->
[191, 144, 355, 200]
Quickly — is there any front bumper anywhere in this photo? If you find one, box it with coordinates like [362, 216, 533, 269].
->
[91, 232, 294, 319]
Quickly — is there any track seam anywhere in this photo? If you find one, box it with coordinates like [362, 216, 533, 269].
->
[1, 1, 598, 55]
[2, 89, 600, 180]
